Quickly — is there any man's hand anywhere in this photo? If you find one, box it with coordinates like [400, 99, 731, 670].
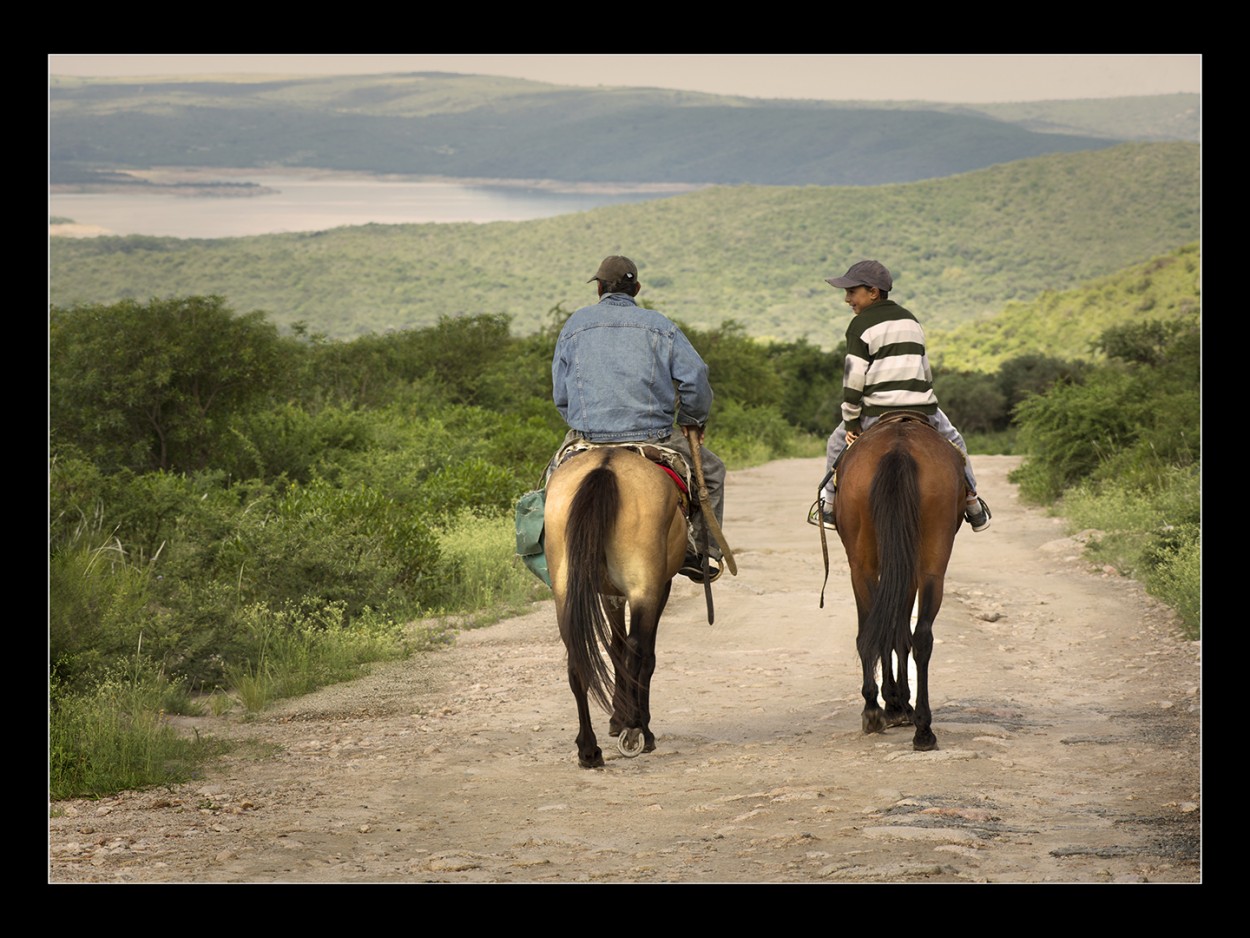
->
[681, 424, 705, 447]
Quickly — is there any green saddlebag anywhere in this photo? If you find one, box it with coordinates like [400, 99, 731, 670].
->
[515, 488, 551, 587]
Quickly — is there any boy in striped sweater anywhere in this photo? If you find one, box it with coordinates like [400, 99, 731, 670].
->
[816, 259, 991, 532]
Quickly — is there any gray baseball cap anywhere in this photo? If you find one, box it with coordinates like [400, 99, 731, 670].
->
[825, 259, 893, 292]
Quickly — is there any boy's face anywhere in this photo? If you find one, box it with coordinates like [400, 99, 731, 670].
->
[843, 285, 879, 316]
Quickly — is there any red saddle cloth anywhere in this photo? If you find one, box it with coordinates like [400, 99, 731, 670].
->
[657, 463, 688, 494]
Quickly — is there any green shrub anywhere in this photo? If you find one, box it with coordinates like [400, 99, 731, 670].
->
[227, 478, 443, 618]
[426, 510, 550, 616]
[49, 537, 164, 694]
[225, 600, 410, 714]
[1059, 465, 1200, 638]
[49, 664, 222, 801]
[221, 403, 374, 484]
[1011, 369, 1138, 501]
[936, 370, 1009, 434]
[50, 296, 292, 474]
[711, 399, 814, 468]
[419, 458, 522, 523]
[1144, 534, 1200, 639]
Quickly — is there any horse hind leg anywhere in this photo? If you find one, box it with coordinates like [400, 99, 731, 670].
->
[568, 666, 604, 768]
[611, 596, 663, 754]
[857, 615, 887, 735]
[882, 652, 916, 728]
[861, 666, 886, 734]
[910, 602, 940, 755]
[611, 629, 655, 758]
[556, 584, 608, 768]
[606, 597, 630, 737]
[882, 597, 918, 727]
[635, 582, 671, 754]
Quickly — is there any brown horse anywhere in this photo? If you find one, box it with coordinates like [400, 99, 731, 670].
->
[544, 446, 688, 768]
[834, 415, 966, 751]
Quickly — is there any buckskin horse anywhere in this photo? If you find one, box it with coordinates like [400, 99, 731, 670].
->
[544, 445, 689, 768]
[834, 413, 966, 751]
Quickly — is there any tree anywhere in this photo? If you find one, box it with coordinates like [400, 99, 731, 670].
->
[996, 353, 1089, 416]
[50, 296, 290, 473]
[934, 371, 1008, 434]
[682, 320, 785, 411]
[765, 338, 843, 435]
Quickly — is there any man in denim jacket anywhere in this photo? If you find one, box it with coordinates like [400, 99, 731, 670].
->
[552, 255, 726, 582]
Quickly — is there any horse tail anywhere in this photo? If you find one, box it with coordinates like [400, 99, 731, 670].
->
[860, 447, 921, 672]
[564, 461, 621, 711]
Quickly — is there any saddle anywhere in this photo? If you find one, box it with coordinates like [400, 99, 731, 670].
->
[551, 439, 693, 518]
[517, 440, 696, 590]
[829, 411, 964, 494]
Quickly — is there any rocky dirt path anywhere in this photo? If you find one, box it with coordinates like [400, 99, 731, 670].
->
[48, 456, 1201, 883]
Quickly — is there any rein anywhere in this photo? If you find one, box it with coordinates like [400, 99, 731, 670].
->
[817, 468, 833, 608]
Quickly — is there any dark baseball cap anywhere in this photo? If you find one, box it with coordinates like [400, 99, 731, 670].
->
[588, 255, 638, 284]
[825, 259, 893, 292]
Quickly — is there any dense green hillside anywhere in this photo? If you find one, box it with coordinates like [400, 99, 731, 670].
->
[929, 242, 1201, 372]
[50, 142, 1200, 344]
[50, 72, 1143, 188]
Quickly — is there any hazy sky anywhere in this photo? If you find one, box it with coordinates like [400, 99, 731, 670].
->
[48, 54, 1201, 104]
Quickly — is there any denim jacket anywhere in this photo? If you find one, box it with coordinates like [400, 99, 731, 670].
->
[552, 293, 713, 442]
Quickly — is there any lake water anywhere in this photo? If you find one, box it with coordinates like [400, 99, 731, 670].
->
[48, 171, 694, 239]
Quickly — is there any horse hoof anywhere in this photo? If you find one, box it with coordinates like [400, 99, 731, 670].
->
[862, 711, 886, 734]
[579, 747, 604, 768]
[913, 732, 938, 752]
[617, 728, 645, 757]
[884, 708, 914, 728]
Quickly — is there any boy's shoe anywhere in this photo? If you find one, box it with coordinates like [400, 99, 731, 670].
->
[965, 497, 992, 532]
[680, 553, 722, 583]
[807, 498, 836, 530]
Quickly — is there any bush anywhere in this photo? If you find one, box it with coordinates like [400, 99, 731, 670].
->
[426, 510, 551, 616]
[226, 478, 444, 618]
[49, 536, 164, 694]
[1144, 534, 1200, 639]
[935, 370, 1009, 434]
[221, 403, 374, 484]
[225, 600, 409, 713]
[1059, 465, 1200, 639]
[50, 664, 221, 801]
[710, 399, 816, 468]
[50, 296, 292, 473]
[1011, 369, 1139, 501]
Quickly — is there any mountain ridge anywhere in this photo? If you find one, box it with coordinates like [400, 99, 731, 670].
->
[50, 142, 1200, 346]
[49, 72, 1199, 189]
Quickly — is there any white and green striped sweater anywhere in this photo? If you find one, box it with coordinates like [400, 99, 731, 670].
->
[841, 299, 939, 432]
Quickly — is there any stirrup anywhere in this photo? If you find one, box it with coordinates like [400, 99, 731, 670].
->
[965, 496, 991, 532]
[680, 554, 722, 584]
[807, 498, 836, 530]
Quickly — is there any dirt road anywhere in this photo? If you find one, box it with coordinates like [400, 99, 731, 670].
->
[48, 456, 1201, 883]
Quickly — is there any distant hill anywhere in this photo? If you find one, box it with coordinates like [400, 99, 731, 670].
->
[964, 94, 1200, 143]
[929, 242, 1201, 372]
[48, 72, 1196, 189]
[50, 142, 1200, 347]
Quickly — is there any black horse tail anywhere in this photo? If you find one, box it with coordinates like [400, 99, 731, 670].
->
[564, 462, 621, 711]
[859, 447, 921, 674]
